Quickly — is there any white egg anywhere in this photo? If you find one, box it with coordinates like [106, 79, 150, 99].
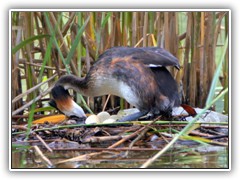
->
[85, 114, 100, 124]
[102, 118, 117, 124]
[97, 111, 110, 123]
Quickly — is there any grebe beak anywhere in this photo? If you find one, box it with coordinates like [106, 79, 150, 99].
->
[50, 85, 86, 118]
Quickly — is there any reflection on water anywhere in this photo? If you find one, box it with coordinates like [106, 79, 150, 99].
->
[11, 143, 228, 169]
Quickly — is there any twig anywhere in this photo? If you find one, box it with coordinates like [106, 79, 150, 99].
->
[33, 121, 228, 132]
[12, 85, 53, 116]
[208, 140, 228, 146]
[102, 94, 111, 112]
[158, 133, 170, 144]
[12, 114, 49, 119]
[82, 135, 122, 143]
[33, 132, 53, 152]
[56, 152, 102, 164]
[12, 74, 57, 104]
[62, 12, 76, 36]
[190, 130, 216, 137]
[33, 145, 53, 167]
[125, 117, 160, 156]
[107, 126, 146, 148]
[132, 117, 160, 145]
[23, 62, 67, 72]
[134, 33, 151, 47]
[12, 125, 28, 131]
[52, 147, 166, 152]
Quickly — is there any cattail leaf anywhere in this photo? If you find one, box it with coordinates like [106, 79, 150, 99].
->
[66, 16, 90, 65]
[12, 34, 50, 54]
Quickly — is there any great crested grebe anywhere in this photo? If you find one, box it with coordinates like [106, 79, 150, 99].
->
[50, 46, 180, 122]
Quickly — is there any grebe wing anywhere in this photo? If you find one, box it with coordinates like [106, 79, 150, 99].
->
[139, 47, 180, 69]
[98, 47, 180, 69]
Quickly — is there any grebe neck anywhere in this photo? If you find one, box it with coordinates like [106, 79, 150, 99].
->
[55, 74, 89, 96]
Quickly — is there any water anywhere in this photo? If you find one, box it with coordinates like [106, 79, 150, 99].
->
[11, 142, 228, 169]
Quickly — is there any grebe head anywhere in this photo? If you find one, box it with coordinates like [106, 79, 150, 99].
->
[50, 85, 86, 118]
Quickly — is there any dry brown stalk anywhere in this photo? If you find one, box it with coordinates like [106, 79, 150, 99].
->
[33, 132, 53, 152]
[82, 135, 122, 143]
[33, 145, 53, 167]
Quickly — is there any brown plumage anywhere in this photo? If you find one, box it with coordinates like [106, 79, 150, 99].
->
[51, 46, 180, 122]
